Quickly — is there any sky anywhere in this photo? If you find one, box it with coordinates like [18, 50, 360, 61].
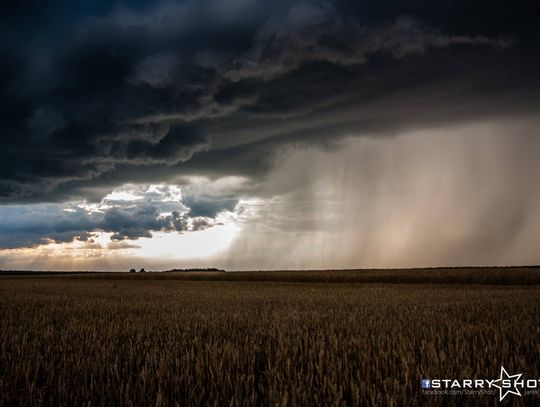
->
[0, 0, 539, 270]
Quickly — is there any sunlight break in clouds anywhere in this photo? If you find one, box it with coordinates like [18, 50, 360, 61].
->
[0, 181, 242, 270]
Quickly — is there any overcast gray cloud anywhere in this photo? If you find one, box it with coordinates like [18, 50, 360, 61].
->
[224, 11, 511, 81]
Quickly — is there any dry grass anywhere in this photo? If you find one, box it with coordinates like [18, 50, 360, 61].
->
[1, 272, 539, 406]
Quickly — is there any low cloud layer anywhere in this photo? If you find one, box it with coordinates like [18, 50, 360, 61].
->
[0, 184, 237, 249]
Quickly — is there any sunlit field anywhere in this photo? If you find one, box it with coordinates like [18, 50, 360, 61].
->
[1, 269, 539, 406]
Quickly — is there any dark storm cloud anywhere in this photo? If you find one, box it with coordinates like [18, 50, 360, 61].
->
[183, 195, 238, 218]
[1, 0, 539, 203]
[103, 206, 187, 241]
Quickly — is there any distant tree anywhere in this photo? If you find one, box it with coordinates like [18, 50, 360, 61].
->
[139, 268, 146, 273]
[129, 268, 136, 273]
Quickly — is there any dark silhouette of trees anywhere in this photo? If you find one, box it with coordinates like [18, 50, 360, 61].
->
[129, 268, 136, 273]
[164, 267, 224, 272]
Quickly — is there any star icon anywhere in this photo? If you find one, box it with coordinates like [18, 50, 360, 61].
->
[492, 366, 522, 401]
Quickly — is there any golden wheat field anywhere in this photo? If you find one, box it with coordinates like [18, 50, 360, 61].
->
[1, 269, 540, 406]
